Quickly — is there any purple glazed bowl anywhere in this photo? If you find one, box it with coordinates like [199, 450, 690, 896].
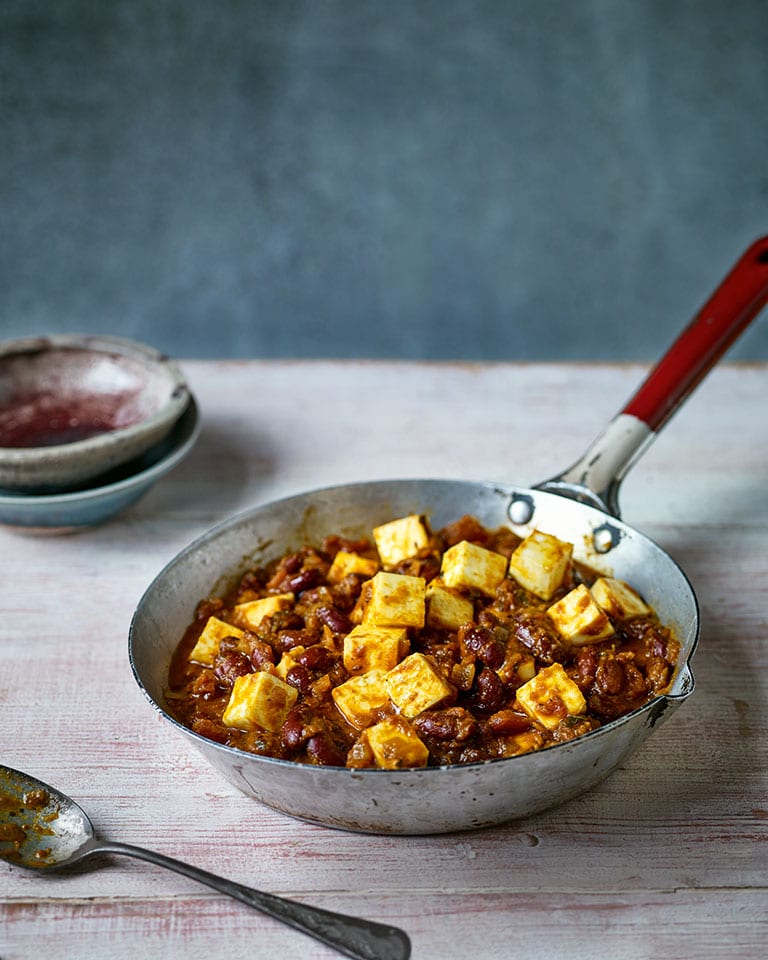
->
[0, 334, 190, 491]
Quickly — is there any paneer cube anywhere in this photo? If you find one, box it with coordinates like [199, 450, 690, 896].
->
[343, 625, 409, 675]
[331, 670, 391, 730]
[591, 577, 651, 620]
[383, 653, 454, 718]
[508, 730, 545, 756]
[327, 550, 379, 583]
[189, 616, 246, 666]
[222, 671, 298, 732]
[426, 578, 474, 630]
[363, 717, 429, 769]
[373, 514, 430, 566]
[233, 592, 294, 630]
[547, 584, 615, 646]
[516, 663, 587, 730]
[440, 540, 507, 598]
[362, 571, 426, 628]
[507, 529, 573, 600]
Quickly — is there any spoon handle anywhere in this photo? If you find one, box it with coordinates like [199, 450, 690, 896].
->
[87, 840, 411, 960]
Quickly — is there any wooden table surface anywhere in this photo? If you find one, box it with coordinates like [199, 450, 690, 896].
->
[2, 360, 767, 960]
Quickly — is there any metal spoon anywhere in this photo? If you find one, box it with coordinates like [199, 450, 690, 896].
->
[0, 765, 411, 960]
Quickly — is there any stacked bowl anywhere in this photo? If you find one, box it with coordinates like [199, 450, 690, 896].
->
[0, 334, 200, 530]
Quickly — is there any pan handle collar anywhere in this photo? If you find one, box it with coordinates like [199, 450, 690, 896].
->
[534, 414, 654, 518]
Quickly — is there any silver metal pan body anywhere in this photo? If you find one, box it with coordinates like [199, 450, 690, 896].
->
[129, 477, 697, 835]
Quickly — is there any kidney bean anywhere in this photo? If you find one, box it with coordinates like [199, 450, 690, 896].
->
[276, 628, 312, 653]
[296, 644, 333, 672]
[284, 553, 304, 574]
[316, 605, 351, 635]
[511, 611, 567, 664]
[246, 638, 276, 670]
[486, 708, 532, 735]
[459, 624, 504, 670]
[414, 707, 477, 742]
[590, 659, 648, 720]
[281, 706, 312, 752]
[213, 651, 252, 688]
[307, 733, 346, 766]
[287, 567, 323, 594]
[596, 658, 625, 696]
[468, 667, 506, 715]
[476, 608, 501, 629]
[285, 664, 313, 694]
[218, 635, 242, 653]
[266, 552, 310, 592]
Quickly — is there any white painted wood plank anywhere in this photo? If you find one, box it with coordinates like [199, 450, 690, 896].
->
[1, 891, 766, 960]
[1, 362, 766, 959]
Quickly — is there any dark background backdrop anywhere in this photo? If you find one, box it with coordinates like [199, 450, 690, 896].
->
[2, 0, 767, 361]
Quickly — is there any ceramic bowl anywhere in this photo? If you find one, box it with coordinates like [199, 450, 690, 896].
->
[0, 334, 190, 491]
[0, 395, 200, 532]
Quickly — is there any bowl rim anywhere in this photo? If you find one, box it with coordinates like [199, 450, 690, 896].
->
[0, 333, 190, 461]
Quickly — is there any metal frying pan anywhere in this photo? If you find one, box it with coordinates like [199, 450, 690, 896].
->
[129, 237, 768, 835]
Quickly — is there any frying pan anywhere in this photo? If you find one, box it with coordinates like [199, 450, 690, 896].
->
[130, 236, 768, 834]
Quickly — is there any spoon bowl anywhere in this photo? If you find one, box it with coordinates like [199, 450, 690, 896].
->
[0, 764, 90, 868]
[0, 765, 410, 960]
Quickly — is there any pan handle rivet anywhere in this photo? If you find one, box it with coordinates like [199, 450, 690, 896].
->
[508, 496, 534, 525]
[593, 524, 618, 553]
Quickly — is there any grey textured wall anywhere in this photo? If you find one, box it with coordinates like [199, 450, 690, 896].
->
[2, 0, 767, 361]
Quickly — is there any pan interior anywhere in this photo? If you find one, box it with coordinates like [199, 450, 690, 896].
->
[130, 476, 698, 716]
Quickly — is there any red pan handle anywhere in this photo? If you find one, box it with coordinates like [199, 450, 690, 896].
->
[536, 236, 768, 518]
[623, 235, 768, 432]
